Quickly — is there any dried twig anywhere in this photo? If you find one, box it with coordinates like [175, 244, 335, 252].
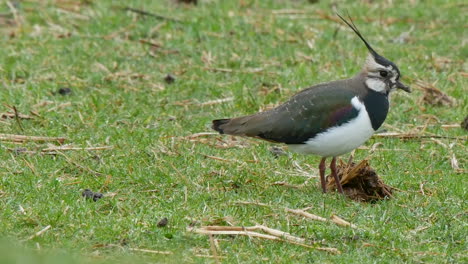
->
[102, 244, 173, 255]
[419, 181, 426, 195]
[202, 154, 237, 163]
[25, 225, 51, 241]
[209, 235, 220, 264]
[374, 132, 466, 140]
[121, 6, 183, 22]
[202, 154, 257, 163]
[406, 124, 461, 129]
[194, 254, 226, 259]
[46, 102, 72, 112]
[105, 72, 148, 81]
[253, 225, 305, 244]
[338, 159, 369, 186]
[195, 226, 305, 243]
[441, 124, 461, 129]
[285, 208, 328, 222]
[450, 153, 460, 170]
[204, 67, 276, 75]
[191, 227, 279, 240]
[55, 8, 89, 20]
[41, 145, 113, 152]
[330, 215, 357, 229]
[185, 132, 219, 138]
[1, 112, 33, 119]
[128, 248, 173, 255]
[0, 134, 66, 144]
[6, 1, 22, 25]
[139, 38, 163, 48]
[287, 208, 358, 229]
[7, 146, 112, 155]
[171, 98, 235, 107]
[198, 97, 234, 106]
[189, 225, 340, 254]
[272, 180, 311, 189]
[12, 106, 24, 131]
[234, 201, 270, 207]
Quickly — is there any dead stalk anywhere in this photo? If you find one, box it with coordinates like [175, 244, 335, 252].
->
[285, 208, 328, 222]
[0, 133, 66, 144]
[330, 215, 357, 229]
[188, 226, 340, 254]
[25, 225, 51, 241]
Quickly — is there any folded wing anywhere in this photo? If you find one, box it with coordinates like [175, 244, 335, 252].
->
[213, 82, 361, 144]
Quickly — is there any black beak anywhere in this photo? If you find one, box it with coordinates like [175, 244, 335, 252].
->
[396, 80, 410, 93]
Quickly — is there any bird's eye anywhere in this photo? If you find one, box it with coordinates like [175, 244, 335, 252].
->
[379, 71, 388, 77]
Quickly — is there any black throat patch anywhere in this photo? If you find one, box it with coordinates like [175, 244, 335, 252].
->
[362, 89, 389, 131]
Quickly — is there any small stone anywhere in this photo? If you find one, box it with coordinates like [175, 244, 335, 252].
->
[82, 189, 94, 199]
[164, 74, 175, 84]
[82, 189, 103, 202]
[93, 192, 103, 201]
[157, 217, 168, 227]
[13, 148, 28, 155]
[57, 87, 72, 95]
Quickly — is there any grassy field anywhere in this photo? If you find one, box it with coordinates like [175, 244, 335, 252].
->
[0, 0, 466, 263]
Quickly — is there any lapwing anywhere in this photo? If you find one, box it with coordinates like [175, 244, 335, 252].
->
[212, 14, 410, 194]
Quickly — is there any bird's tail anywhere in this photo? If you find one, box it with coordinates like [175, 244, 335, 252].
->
[212, 119, 231, 134]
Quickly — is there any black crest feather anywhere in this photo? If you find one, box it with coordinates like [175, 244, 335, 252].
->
[337, 13, 396, 69]
[336, 13, 379, 58]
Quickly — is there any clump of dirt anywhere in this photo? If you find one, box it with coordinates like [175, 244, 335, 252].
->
[82, 189, 103, 202]
[326, 159, 393, 202]
[157, 217, 168, 227]
[56, 87, 72, 96]
[164, 74, 175, 84]
[176, 0, 198, 4]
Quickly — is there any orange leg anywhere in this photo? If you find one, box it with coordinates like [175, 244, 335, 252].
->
[319, 157, 327, 193]
[330, 157, 344, 194]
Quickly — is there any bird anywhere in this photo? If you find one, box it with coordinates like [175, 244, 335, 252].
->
[211, 14, 410, 194]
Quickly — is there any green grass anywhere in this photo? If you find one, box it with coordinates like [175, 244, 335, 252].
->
[0, 0, 466, 263]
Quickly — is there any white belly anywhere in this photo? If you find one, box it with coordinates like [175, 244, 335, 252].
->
[288, 97, 375, 157]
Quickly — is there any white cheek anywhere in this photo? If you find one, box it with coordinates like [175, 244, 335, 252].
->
[365, 78, 387, 92]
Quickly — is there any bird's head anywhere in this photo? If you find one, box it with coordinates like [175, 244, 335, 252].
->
[337, 14, 411, 95]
